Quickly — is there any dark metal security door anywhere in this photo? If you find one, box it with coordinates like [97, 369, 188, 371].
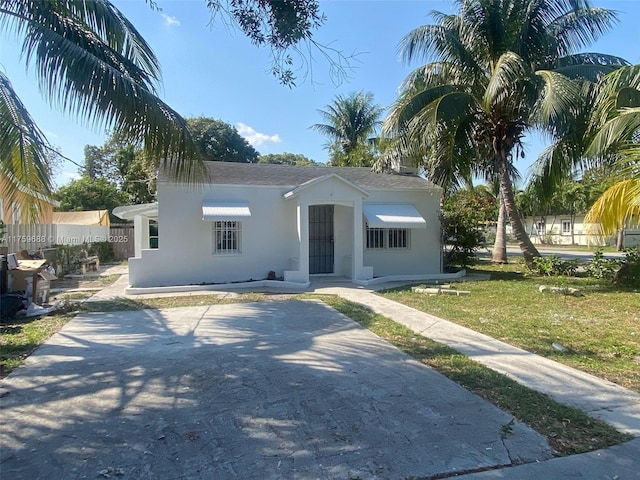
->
[309, 205, 334, 274]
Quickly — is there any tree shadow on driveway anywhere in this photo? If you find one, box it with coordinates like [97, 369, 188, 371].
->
[0, 300, 551, 479]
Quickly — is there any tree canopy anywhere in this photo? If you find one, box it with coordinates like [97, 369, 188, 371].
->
[56, 177, 130, 217]
[83, 132, 156, 204]
[258, 153, 319, 165]
[187, 117, 259, 163]
[384, 0, 627, 266]
[310, 91, 384, 166]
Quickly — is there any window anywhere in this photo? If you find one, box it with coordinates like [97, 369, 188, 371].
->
[388, 228, 409, 249]
[366, 228, 385, 249]
[562, 220, 571, 234]
[365, 226, 410, 250]
[213, 221, 241, 254]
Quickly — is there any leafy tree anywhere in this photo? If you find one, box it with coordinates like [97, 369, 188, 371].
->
[56, 177, 130, 219]
[384, 0, 627, 267]
[83, 132, 155, 204]
[310, 91, 384, 166]
[0, 0, 335, 221]
[258, 153, 319, 165]
[442, 191, 495, 268]
[187, 117, 259, 163]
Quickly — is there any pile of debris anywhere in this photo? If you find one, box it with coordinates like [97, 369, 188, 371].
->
[1, 247, 58, 320]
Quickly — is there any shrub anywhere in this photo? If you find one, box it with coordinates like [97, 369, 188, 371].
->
[584, 249, 619, 280]
[530, 255, 578, 276]
[88, 241, 116, 263]
[614, 248, 640, 288]
[441, 192, 494, 268]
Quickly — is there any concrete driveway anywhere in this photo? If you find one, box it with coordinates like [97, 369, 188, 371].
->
[0, 300, 551, 479]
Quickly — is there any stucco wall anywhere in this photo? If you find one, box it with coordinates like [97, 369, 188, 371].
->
[129, 183, 299, 287]
[363, 189, 442, 277]
[129, 179, 443, 288]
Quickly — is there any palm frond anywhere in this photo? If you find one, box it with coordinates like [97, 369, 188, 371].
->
[585, 178, 640, 234]
[587, 107, 640, 157]
[0, 0, 203, 183]
[549, 6, 619, 57]
[0, 71, 53, 222]
[483, 52, 527, 110]
[533, 70, 581, 126]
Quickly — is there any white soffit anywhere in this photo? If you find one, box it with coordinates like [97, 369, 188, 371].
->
[363, 204, 427, 229]
[202, 201, 251, 221]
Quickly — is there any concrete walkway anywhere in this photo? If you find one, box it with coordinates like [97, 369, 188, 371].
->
[4, 273, 640, 478]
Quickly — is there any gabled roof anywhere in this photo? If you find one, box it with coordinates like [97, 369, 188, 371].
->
[159, 162, 440, 191]
[283, 172, 370, 199]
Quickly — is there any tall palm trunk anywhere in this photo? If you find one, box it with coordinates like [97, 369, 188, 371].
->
[498, 155, 540, 267]
[492, 194, 508, 263]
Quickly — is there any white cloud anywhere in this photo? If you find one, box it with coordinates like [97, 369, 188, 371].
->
[54, 171, 81, 188]
[161, 13, 181, 27]
[62, 172, 81, 181]
[236, 122, 282, 148]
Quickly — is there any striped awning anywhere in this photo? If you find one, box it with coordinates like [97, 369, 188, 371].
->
[202, 201, 251, 221]
[363, 204, 426, 229]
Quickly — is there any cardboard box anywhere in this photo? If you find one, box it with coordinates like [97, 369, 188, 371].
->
[7, 263, 57, 304]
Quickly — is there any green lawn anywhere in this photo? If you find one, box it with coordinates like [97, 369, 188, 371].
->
[380, 262, 640, 393]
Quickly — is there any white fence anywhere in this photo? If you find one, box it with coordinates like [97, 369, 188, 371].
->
[2, 224, 110, 252]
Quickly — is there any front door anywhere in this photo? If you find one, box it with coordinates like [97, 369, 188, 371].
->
[309, 205, 334, 274]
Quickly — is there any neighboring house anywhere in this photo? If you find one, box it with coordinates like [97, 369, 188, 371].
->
[127, 162, 446, 289]
[52, 210, 110, 226]
[0, 184, 56, 225]
[519, 215, 640, 247]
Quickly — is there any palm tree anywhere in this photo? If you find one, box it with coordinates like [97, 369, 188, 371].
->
[584, 65, 640, 243]
[0, 0, 203, 221]
[310, 91, 384, 166]
[384, 0, 626, 266]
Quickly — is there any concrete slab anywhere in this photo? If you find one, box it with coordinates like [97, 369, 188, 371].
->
[0, 300, 551, 479]
[453, 436, 640, 479]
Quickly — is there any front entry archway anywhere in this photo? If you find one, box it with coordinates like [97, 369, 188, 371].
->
[309, 204, 334, 274]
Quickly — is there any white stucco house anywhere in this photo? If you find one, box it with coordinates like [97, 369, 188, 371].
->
[124, 162, 451, 292]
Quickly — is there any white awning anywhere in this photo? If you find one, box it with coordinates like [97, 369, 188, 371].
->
[363, 204, 427, 229]
[202, 201, 251, 221]
[112, 202, 158, 220]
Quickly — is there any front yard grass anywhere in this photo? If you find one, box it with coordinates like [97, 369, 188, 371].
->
[380, 261, 640, 393]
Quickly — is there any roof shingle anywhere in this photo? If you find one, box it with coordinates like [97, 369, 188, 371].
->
[161, 162, 440, 191]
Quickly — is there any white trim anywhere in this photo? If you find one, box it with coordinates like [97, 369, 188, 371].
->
[283, 173, 369, 199]
[363, 204, 427, 229]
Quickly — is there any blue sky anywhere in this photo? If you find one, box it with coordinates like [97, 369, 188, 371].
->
[1, 0, 639, 188]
